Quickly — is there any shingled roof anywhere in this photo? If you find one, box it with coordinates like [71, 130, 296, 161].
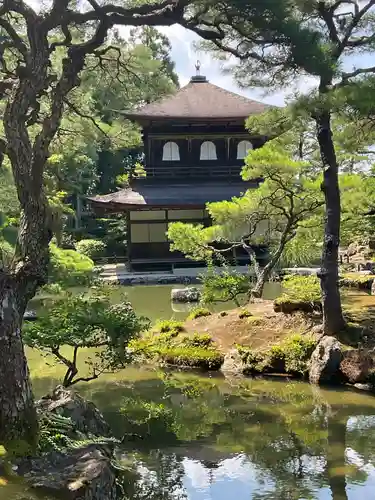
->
[124, 76, 269, 121]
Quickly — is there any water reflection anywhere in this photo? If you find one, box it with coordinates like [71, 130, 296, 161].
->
[5, 371, 375, 499]
[80, 372, 375, 500]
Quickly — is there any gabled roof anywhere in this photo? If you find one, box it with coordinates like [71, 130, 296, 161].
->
[123, 76, 269, 121]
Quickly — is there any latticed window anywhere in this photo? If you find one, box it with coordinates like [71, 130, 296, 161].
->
[162, 141, 180, 161]
[237, 140, 253, 159]
[200, 141, 217, 160]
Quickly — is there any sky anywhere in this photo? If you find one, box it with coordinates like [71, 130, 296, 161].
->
[24, 0, 375, 108]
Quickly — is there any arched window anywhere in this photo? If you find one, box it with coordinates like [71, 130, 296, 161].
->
[237, 140, 253, 159]
[200, 141, 217, 160]
[162, 141, 180, 161]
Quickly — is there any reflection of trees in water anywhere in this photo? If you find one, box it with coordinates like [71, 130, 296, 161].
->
[86, 374, 375, 500]
[123, 450, 187, 500]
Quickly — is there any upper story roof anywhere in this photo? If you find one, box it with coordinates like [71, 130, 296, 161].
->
[123, 75, 269, 122]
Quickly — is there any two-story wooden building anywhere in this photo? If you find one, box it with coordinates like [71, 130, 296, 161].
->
[89, 73, 269, 271]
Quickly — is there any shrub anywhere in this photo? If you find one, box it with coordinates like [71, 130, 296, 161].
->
[41, 283, 63, 295]
[181, 333, 213, 348]
[76, 239, 106, 259]
[339, 273, 374, 290]
[154, 319, 185, 335]
[275, 275, 321, 314]
[247, 316, 263, 326]
[129, 331, 222, 370]
[238, 334, 317, 376]
[49, 243, 95, 286]
[187, 307, 212, 320]
[24, 286, 150, 387]
[239, 309, 252, 319]
[201, 270, 251, 306]
[281, 275, 321, 302]
[0, 239, 14, 267]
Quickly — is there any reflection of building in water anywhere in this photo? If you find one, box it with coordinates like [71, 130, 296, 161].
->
[89, 69, 270, 272]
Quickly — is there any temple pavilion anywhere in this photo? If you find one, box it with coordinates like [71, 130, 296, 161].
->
[89, 71, 269, 271]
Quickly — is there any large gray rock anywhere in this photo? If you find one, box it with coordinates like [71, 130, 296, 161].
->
[37, 386, 111, 437]
[18, 444, 117, 500]
[221, 349, 245, 375]
[309, 336, 342, 384]
[171, 287, 201, 303]
[340, 349, 374, 383]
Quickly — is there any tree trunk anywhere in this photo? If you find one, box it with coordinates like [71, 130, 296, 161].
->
[0, 281, 38, 450]
[326, 418, 348, 500]
[315, 110, 346, 334]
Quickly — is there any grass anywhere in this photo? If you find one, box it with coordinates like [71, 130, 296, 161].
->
[238, 309, 252, 319]
[154, 319, 185, 334]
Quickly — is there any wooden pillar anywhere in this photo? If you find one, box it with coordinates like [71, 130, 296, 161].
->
[126, 211, 132, 271]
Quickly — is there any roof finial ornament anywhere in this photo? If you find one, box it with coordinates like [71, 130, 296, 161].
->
[195, 60, 201, 76]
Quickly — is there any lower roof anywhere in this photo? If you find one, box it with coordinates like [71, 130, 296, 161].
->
[89, 181, 257, 210]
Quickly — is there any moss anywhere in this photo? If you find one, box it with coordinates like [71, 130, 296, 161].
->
[187, 307, 212, 320]
[238, 309, 252, 319]
[129, 331, 222, 371]
[219, 311, 228, 317]
[339, 273, 374, 290]
[237, 334, 317, 376]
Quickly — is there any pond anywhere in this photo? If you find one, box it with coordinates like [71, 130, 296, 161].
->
[31, 282, 282, 323]
[6, 368, 375, 499]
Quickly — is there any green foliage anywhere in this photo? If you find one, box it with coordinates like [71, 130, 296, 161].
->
[40, 282, 64, 295]
[238, 334, 317, 375]
[154, 319, 185, 335]
[281, 275, 321, 303]
[201, 269, 251, 306]
[238, 309, 252, 319]
[129, 330, 222, 370]
[24, 286, 150, 386]
[187, 307, 212, 320]
[339, 273, 374, 290]
[76, 239, 107, 259]
[49, 243, 95, 286]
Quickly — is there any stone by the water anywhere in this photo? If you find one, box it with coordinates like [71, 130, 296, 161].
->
[309, 336, 342, 384]
[171, 287, 201, 303]
[18, 444, 117, 500]
[340, 349, 374, 384]
[221, 349, 245, 375]
[37, 386, 111, 437]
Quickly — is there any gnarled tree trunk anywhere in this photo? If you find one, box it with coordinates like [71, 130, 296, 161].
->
[315, 109, 346, 334]
[0, 277, 39, 449]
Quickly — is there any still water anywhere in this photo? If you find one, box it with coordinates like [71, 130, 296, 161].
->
[6, 368, 375, 500]
[32, 282, 282, 322]
[8, 285, 375, 499]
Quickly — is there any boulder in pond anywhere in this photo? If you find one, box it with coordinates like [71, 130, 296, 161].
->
[171, 287, 201, 303]
[309, 336, 342, 384]
[18, 444, 117, 500]
[340, 349, 374, 384]
[221, 349, 245, 375]
[37, 386, 111, 437]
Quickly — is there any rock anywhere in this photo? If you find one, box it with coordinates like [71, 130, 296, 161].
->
[221, 349, 245, 375]
[347, 242, 358, 257]
[18, 444, 117, 500]
[340, 349, 374, 383]
[309, 336, 342, 384]
[37, 386, 111, 437]
[353, 383, 374, 392]
[371, 279, 375, 296]
[23, 310, 37, 321]
[274, 298, 322, 314]
[171, 287, 201, 303]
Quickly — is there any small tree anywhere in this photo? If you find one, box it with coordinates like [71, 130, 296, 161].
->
[169, 144, 323, 298]
[23, 287, 149, 387]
